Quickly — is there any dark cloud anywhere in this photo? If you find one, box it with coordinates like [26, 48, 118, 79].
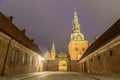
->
[0, 0, 120, 52]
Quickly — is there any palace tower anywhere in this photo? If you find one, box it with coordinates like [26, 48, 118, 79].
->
[68, 9, 89, 60]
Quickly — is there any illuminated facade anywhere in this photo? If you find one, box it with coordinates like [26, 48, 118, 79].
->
[44, 41, 70, 71]
[68, 9, 89, 60]
[44, 9, 89, 71]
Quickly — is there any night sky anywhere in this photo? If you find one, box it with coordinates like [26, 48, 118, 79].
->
[0, 0, 120, 52]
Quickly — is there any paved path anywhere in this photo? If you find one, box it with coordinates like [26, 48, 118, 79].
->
[22, 72, 99, 80]
[0, 71, 120, 80]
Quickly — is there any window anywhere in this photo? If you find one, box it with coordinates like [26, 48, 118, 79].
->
[0, 40, 2, 51]
[75, 48, 78, 51]
[82, 48, 85, 51]
[90, 58, 93, 62]
[0, 40, 1, 44]
[32, 57, 34, 65]
[77, 55, 81, 60]
[11, 49, 19, 63]
[98, 55, 100, 60]
[110, 50, 113, 56]
[27, 54, 30, 64]
[24, 54, 28, 64]
[22, 54, 25, 64]
[0, 40, 3, 46]
[29, 56, 33, 65]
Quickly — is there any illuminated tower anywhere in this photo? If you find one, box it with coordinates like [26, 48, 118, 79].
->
[68, 8, 89, 60]
[51, 40, 56, 60]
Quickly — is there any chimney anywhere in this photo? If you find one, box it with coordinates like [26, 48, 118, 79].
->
[21, 29, 26, 34]
[6, 16, 13, 22]
[94, 36, 99, 40]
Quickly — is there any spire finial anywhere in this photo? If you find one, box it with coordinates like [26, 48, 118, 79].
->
[74, 7, 76, 11]
[52, 40, 55, 50]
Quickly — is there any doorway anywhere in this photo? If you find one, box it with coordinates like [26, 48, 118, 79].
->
[59, 60, 67, 71]
[84, 62, 87, 73]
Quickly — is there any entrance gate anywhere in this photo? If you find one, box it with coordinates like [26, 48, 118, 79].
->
[59, 60, 67, 71]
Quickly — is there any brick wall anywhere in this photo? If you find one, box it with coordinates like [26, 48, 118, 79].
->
[0, 31, 43, 75]
[79, 35, 120, 74]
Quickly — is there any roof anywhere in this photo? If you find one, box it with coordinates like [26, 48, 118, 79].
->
[0, 12, 41, 54]
[80, 18, 120, 60]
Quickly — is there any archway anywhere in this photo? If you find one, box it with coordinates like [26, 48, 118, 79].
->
[59, 60, 67, 71]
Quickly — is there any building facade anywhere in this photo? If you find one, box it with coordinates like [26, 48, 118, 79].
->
[44, 41, 70, 71]
[44, 9, 88, 71]
[0, 12, 43, 76]
[78, 19, 120, 74]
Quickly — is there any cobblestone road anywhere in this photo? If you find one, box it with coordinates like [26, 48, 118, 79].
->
[22, 72, 100, 80]
[1, 71, 119, 80]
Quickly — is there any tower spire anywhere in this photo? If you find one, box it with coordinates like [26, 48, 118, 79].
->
[70, 9, 84, 41]
[51, 40, 56, 60]
[52, 40, 55, 50]
[72, 8, 80, 33]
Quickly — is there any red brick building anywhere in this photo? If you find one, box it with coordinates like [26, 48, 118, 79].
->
[78, 18, 120, 74]
[0, 12, 43, 76]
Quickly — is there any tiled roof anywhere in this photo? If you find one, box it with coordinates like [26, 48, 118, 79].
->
[80, 18, 120, 60]
[0, 12, 41, 54]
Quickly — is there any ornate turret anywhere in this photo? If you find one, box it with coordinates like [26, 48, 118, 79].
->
[70, 8, 84, 41]
[51, 40, 56, 60]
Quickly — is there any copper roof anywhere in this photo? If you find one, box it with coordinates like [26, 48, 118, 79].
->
[0, 12, 41, 54]
[80, 18, 120, 60]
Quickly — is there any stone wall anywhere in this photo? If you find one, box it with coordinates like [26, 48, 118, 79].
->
[0, 32, 11, 75]
[70, 60, 79, 71]
[45, 60, 57, 71]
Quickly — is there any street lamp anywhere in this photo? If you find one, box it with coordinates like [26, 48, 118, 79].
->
[39, 56, 44, 62]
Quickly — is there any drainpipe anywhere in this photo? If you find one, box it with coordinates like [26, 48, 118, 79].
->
[2, 38, 12, 76]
